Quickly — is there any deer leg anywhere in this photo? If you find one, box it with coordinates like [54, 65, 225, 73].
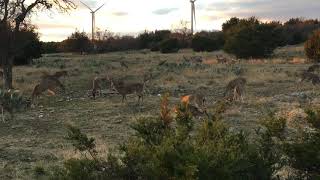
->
[55, 79, 65, 92]
[92, 89, 96, 100]
[10, 111, 13, 120]
[47, 89, 56, 96]
[2, 107, 4, 123]
[233, 88, 237, 102]
[122, 95, 126, 103]
[97, 85, 101, 97]
[137, 95, 141, 105]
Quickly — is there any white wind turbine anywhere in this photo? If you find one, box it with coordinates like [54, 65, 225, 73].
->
[80, 1, 105, 41]
[190, 0, 196, 34]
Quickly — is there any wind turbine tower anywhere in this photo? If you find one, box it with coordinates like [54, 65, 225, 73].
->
[190, 0, 196, 34]
[80, 1, 105, 41]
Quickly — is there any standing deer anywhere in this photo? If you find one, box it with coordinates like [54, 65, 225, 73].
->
[91, 76, 102, 100]
[107, 75, 148, 104]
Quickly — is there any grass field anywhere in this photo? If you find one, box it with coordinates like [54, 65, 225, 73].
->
[0, 45, 318, 179]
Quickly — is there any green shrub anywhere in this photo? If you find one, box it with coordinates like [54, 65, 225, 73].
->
[305, 108, 320, 129]
[191, 31, 224, 52]
[305, 30, 320, 62]
[51, 96, 281, 180]
[282, 108, 320, 179]
[149, 42, 160, 52]
[33, 166, 46, 176]
[262, 113, 286, 138]
[159, 38, 180, 53]
[223, 17, 281, 58]
[13, 27, 42, 65]
[60, 31, 93, 54]
[283, 131, 320, 179]
[0, 90, 30, 120]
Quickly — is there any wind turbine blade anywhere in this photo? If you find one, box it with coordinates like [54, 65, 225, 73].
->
[94, 4, 105, 13]
[80, 1, 93, 11]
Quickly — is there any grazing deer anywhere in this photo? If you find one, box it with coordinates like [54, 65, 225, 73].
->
[216, 55, 228, 64]
[158, 60, 167, 66]
[183, 56, 203, 64]
[41, 70, 68, 80]
[107, 75, 147, 104]
[300, 71, 320, 85]
[173, 94, 209, 118]
[224, 77, 247, 102]
[180, 94, 206, 109]
[120, 62, 129, 69]
[31, 77, 65, 104]
[180, 93, 208, 117]
[307, 64, 320, 73]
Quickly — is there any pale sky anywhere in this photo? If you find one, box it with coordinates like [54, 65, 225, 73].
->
[31, 0, 320, 42]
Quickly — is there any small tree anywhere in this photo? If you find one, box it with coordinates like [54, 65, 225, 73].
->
[41, 42, 61, 54]
[0, 0, 75, 89]
[191, 31, 224, 52]
[159, 38, 180, 54]
[305, 30, 320, 62]
[137, 31, 154, 49]
[61, 31, 93, 54]
[223, 17, 281, 58]
[13, 26, 42, 65]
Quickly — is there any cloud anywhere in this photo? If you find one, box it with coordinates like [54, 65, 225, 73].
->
[205, 0, 320, 21]
[36, 23, 75, 29]
[152, 8, 178, 15]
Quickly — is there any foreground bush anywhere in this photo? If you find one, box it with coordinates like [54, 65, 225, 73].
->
[282, 108, 320, 179]
[0, 90, 30, 120]
[305, 30, 320, 62]
[47, 93, 320, 179]
[50, 96, 288, 179]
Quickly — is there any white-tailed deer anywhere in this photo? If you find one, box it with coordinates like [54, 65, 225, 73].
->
[300, 71, 320, 85]
[31, 77, 65, 104]
[41, 70, 68, 80]
[107, 75, 148, 104]
[91, 77, 101, 99]
[307, 64, 320, 73]
[224, 77, 247, 102]
[179, 93, 208, 117]
[216, 55, 227, 64]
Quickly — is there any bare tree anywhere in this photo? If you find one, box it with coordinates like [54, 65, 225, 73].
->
[171, 20, 192, 48]
[172, 20, 191, 36]
[0, 0, 75, 89]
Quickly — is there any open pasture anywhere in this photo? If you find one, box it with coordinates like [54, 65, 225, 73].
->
[0, 45, 317, 179]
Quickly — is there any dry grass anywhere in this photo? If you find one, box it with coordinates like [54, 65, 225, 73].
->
[1, 45, 319, 179]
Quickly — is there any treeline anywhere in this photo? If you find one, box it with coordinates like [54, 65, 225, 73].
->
[6, 17, 320, 65]
[42, 17, 320, 58]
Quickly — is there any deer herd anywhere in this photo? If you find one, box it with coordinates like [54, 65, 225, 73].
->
[1, 55, 319, 121]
